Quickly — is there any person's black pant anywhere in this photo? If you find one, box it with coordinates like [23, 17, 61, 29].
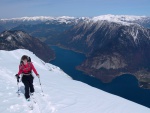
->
[22, 74, 34, 99]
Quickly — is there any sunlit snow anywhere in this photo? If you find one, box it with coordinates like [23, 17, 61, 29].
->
[0, 49, 149, 113]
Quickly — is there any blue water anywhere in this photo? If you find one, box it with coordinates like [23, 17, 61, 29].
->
[50, 46, 150, 108]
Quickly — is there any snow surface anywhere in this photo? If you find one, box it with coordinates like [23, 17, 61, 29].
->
[0, 49, 150, 113]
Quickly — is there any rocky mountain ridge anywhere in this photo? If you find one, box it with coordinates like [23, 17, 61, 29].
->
[0, 30, 55, 62]
[49, 20, 150, 88]
[0, 14, 150, 31]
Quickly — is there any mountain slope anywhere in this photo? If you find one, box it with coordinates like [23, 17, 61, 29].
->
[47, 20, 150, 88]
[12, 22, 74, 40]
[0, 30, 55, 62]
[0, 49, 150, 113]
[0, 25, 5, 33]
[91, 14, 150, 27]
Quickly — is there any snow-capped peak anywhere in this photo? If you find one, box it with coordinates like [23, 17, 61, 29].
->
[0, 15, 149, 25]
[92, 14, 147, 25]
[93, 14, 146, 21]
[1, 16, 53, 21]
[0, 16, 77, 24]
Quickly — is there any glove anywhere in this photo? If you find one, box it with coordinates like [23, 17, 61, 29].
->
[36, 74, 40, 78]
[15, 74, 20, 82]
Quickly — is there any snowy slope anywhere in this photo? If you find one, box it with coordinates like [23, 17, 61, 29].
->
[0, 49, 150, 113]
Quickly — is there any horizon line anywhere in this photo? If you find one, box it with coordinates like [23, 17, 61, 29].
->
[0, 14, 149, 20]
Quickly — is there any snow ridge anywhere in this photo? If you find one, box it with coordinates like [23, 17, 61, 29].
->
[0, 14, 149, 25]
[0, 16, 76, 24]
[91, 14, 148, 25]
[92, 14, 146, 22]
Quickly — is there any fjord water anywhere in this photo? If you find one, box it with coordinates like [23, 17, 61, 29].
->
[50, 46, 150, 108]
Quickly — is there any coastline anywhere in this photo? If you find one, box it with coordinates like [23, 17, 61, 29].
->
[48, 44, 87, 56]
[49, 45, 150, 89]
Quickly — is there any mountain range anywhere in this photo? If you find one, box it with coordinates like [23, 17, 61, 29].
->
[0, 14, 150, 88]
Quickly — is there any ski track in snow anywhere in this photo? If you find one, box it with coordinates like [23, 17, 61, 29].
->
[0, 66, 56, 113]
[0, 49, 150, 113]
[1, 76, 58, 112]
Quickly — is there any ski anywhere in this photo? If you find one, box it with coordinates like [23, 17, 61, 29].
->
[17, 82, 20, 97]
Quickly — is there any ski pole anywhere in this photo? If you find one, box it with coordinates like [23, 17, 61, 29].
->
[38, 77, 44, 96]
[17, 82, 20, 96]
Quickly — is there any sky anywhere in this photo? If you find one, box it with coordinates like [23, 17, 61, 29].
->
[0, 0, 150, 19]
